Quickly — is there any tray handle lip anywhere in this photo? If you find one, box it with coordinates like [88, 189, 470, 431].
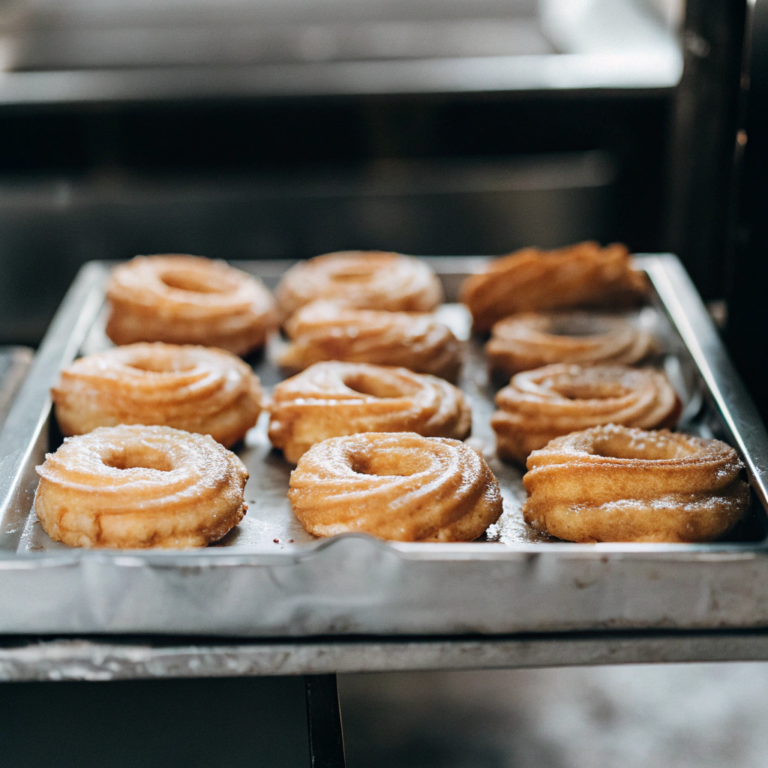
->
[0, 262, 108, 538]
[638, 254, 768, 512]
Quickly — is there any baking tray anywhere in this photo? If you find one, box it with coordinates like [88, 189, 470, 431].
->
[1, 254, 768, 638]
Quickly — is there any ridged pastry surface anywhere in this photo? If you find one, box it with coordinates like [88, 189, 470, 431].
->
[35, 425, 248, 549]
[268, 361, 472, 463]
[492, 363, 680, 464]
[275, 251, 444, 318]
[52, 343, 263, 447]
[461, 241, 647, 332]
[289, 432, 503, 541]
[487, 311, 654, 377]
[106, 254, 277, 355]
[279, 301, 463, 380]
[523, 424, 750, 543]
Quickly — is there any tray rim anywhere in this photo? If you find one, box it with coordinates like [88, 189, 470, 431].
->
[1, 253, 767, 566]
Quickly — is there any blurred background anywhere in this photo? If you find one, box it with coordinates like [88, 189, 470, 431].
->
[4, 1, 768, 765]
[340, 663, 768, 768]
[0, 0, 688, 345]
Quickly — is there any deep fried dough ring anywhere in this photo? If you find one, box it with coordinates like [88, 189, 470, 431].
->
[279, 301, 463, 381]
[461, 241, 647, 332]
[275, 251, 444, 319]
[52, 343, 262, 447]
[487, 311, 654, 377]
[492, 364, 680, 464]
[522, 425, 750, 543]
[269, 361, 472, 463]
[35, 425, 248, 549]
[289, 432, 502, 541]
[106, 254, 277, 355]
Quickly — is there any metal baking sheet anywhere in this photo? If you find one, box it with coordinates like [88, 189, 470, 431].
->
[1, 254, 768, 638]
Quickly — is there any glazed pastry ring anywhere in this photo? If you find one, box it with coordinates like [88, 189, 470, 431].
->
[487, 311, 654, 377]
[52, 342, 263, 447]
[279, 300, 463, 381]
[492, 363, 680, 464]
[522, 424, 750, 543]
[269, 361, 472, 463]
[289, 432, 503, 542]
[461, 241, 647, 332]
[275, 250, 444, 318]
[35, 424, 249, 549]
[106, 254, 277, 356]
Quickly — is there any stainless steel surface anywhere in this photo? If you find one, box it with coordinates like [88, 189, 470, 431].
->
[13, 16, 554, 69]
[0, 254, 767, 640]
[650, 257, 768, 510]
[3, 631, 768, 682]
[0, 346, 32, 430]
[0, 0, 680, 103]
[0, 53, 681, 106]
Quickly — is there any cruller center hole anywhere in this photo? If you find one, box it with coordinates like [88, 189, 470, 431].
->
[592, 437, 692, 461]
[344, 374, 410, 399]
[547, 317, 610, 338]
[102, 447, 173, 472]
[351, 461, 412, 477]
[350, 451, 431, 477]
[552, 382, 630, 401]
[126, 358, 197, 373]
[160, 271, 230, 294]
[330, 270, 373, 282]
